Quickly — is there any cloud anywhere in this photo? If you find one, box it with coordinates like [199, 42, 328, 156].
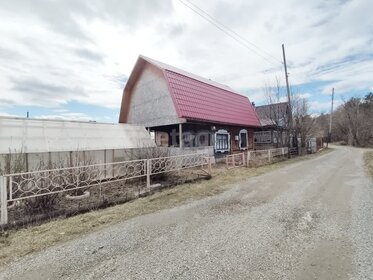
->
[298, 93, 311, 99]
[0, 112, 22, 118]
[309, 99, 342, 113]
[10, 78, 86, 107]
[74, 48, 105, 63]
[0, 0, 372, 116]
[33, 112, 92, 121]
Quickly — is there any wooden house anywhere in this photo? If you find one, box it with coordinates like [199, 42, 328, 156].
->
[254, 102, 290, 149]
[119, 55, 261, 155]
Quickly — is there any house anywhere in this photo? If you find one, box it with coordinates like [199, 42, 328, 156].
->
[119, 55, 261, 155]
[254, 102, 290, 149]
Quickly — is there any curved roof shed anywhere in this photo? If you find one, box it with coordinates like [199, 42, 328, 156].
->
[0, 117, 155, 154]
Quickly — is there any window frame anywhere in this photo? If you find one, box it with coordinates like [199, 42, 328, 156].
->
[254, 131, 272, 144]
[239, 129, 249, 150]
[214, 129, 230, 153]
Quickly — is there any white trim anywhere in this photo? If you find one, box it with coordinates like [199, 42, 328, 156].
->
[254, 131, 272, 144]
[239, 129, 248, 150]
[214, 129, 230, 153]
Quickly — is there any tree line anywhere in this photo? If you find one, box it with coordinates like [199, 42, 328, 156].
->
[262, 79, 373, 150]
[315, 92, 373, 147]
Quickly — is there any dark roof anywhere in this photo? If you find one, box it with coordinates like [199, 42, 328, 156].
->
[255, 102, 289, 126]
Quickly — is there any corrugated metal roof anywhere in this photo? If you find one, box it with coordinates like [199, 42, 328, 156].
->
[255, 102, 289, 127]
[140, 55, 261, 127]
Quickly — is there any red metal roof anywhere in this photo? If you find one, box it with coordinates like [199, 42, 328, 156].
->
[141, 56, 261, 127]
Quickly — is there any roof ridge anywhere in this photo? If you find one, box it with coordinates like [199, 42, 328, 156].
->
[134, 55, 260, 127]
[256, 101, 289, 108]
[139, 55, 248, 98]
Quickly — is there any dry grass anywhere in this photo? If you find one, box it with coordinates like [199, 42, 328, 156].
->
[364, 151, 373, 177]
[0, 148, 332, 266]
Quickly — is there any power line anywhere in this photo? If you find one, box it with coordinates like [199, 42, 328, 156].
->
[182, 0, 283, 65]
[177, 0, 283, 68]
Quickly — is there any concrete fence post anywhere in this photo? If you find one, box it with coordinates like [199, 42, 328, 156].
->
[268, 150, 272, 163]
[247, 151, 251, 167]
[0, 176, 8, 226]
[146, 159, 151, 188]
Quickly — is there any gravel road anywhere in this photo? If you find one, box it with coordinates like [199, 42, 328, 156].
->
[1, 145, 372, 280]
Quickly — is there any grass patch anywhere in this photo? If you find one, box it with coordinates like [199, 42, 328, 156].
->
[0, 148, 332, 266]
[364, 151, 373, 178]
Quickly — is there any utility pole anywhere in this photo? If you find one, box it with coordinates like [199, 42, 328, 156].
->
[327, 88, 334, 147]
[282, 44, 293, 151]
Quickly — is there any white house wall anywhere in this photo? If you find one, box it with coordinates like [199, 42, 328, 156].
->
[126, 64, 180, 127]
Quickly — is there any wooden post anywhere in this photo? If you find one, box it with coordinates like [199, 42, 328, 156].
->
[25, 153, 29, 172]
[0, 176, 8, 226]
[112, 149, 115, 178]
[69, 151, 73, 167]
[179, 123, 183, 149]
[104, 149, 107, 178]
[247, 151, 251, 167]
[328, 87, 335, 147]
[146, 159, 151, 188]
[251, 130, 255, 150]
[282, 44, 293, 156]
[207, 157, 212, 174]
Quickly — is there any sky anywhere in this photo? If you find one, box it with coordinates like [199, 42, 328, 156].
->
[0, 0, 372, 122]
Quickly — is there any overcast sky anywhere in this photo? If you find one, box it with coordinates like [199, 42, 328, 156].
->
[1, 0, 372, 122]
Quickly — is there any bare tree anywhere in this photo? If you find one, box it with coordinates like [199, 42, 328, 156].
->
[333, 93, 373, 147]
[261, 78, 317, 153]
[261, 78, 290, 147]
[292, 97, 316, 153]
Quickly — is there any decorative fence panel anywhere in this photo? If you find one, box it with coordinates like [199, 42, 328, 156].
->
[150, 154, 208, 175]
[226, 153, 245, 169]
[0, 153, 211, 225]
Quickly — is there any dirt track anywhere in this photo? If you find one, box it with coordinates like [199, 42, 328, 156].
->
[1, 145, 372, 279]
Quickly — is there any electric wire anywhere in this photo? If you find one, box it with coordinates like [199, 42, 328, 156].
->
[178, 0, 283, 69]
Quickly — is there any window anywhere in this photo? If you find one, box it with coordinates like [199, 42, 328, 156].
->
[273, 131, 278, 144]
[155, 131, 169, 147]
[195, 130, 210, 146]
[215, 129, 230, 153]
[183, 131, 195, 147]
[254, 131, 272, 144]
[239, 129, 248, 149]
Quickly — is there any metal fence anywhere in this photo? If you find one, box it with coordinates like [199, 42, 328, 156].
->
[0, 153, 211, 225]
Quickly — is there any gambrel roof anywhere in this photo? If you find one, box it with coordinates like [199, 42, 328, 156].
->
[120, 55, 261, 127]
